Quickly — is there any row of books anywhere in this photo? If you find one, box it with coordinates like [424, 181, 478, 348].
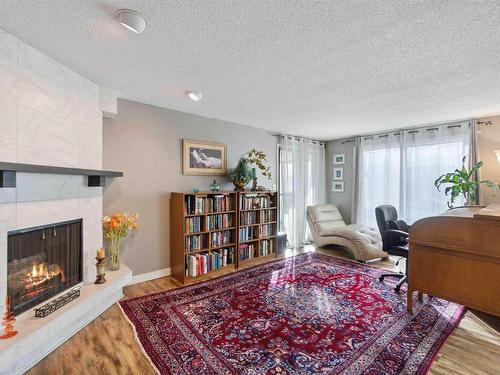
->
[207, 213, 233, 230]
[185, 234, 207, 252]
[239, 244, 256, 261]
[259, 210, 275, 223]
[185, 196, 205, 215]
[260, 239, 274, 256]
[208, 195, 234, 212]
[239, 195, 273, 210]
[185, 248, 235, 277]
[211, 230, 233, 247]
[260, 224, 275, 237]
[185, 216, 203, 233]
[239, 226, 258, 242]
[240, 211, 258, 225]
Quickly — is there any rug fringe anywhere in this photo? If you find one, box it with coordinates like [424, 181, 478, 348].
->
[117, 301, 162, 375]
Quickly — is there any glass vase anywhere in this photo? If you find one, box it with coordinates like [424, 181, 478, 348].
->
[109, 239, 121, 271]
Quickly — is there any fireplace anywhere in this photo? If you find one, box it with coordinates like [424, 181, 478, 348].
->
[7, 219, 83, 316]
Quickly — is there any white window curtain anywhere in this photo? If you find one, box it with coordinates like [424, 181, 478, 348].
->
[279, 136, 325, 247]
[402, 124, 471, 223]
[356, 122, 472, 226]
[356, 133, 401, 226]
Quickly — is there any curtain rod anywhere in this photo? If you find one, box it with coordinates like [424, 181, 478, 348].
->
[330, 119, 475, 142]
[272, 133, 325, 146]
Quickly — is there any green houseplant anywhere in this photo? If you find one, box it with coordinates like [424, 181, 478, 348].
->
[228, 149, 272, 191]
[434, 156, 498, 208]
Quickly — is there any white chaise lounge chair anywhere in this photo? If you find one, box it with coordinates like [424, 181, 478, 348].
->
[307, 204, 387, 262]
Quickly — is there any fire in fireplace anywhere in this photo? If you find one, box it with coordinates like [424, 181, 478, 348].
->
[7, 219, 82, 316]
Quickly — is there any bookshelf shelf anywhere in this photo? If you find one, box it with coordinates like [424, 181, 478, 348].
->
[240, 207, 278, 212]
[210, 242, 236, 250]
[208, 227, 236, 233]
[170, 190, 279, 283]
[239, 239, 259, 244]
[185, 231, 208, 236]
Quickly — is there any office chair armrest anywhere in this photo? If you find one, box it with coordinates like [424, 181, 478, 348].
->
[396, 220, 411, 233]
[384, 229, 409, 246]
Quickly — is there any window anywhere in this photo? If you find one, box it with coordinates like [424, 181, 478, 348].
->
[278, 136, 325, 247]
[356, 123, 471, 226]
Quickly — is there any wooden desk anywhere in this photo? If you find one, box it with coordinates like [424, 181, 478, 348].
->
[407, 205, 500, 317]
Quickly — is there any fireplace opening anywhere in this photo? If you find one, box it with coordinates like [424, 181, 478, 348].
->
[7, 219, 82, 316]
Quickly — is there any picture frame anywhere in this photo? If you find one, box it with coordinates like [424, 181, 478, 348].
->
[332, 181, 344, 192]
[182, 139, 227, 176]
[333, 153, 345, 165]
[333, 167, 343, 180]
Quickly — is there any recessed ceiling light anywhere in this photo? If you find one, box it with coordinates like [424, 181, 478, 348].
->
[186, 90, 203, 102]
[116, 9, 146, 34]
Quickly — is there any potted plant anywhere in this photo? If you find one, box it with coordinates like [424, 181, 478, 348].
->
[228, 149, 272, 191]
[102, 212, 139, 271]
[228, 159, 252, 191]
[434, 156, 498, 208]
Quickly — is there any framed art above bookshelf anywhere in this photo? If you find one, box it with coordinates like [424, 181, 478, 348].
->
[170, 190, 279, 283]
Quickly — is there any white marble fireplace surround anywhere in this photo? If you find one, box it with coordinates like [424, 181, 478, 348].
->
[0, 28, 131, 374]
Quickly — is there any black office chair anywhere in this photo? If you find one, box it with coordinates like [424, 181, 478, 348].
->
[375, 205, 410, 293]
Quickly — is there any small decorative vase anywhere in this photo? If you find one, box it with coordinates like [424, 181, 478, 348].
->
[108, 239, 121, 271]
[209, 180, 221, 192]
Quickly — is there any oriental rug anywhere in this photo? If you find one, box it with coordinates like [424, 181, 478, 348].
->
[119, 253, 464, 374]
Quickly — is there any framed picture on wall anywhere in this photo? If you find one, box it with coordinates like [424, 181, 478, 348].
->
[333, 153, 345, 164]
[332, 181, 344, 192]
[333, 167, 343, 180]
[182, 139, 227, 175]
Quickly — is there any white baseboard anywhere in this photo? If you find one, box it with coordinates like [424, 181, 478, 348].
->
[130, 267, 171, 285]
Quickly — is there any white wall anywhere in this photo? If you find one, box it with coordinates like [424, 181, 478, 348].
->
[0, 28, 103, 312]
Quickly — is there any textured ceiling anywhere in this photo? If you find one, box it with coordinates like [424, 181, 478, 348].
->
[2, 1, 500, 140]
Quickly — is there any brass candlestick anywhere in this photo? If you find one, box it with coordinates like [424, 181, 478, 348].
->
[0, 296, 17, 339]
[95, 257, 107, 284]
[251, 177, 258, 191]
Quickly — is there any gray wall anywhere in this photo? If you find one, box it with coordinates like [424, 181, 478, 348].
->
[325, 139, 356, 224]
[103, 99, 277, 276]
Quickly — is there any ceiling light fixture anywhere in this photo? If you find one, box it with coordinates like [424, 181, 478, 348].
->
[186, 90, 203, 102]
[117, 9, 146, 34]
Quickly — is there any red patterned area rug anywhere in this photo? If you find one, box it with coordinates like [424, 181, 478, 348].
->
[119, 253, 464, 375]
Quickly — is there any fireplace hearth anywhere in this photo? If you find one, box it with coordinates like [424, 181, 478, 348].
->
[7, 220, 82, 316]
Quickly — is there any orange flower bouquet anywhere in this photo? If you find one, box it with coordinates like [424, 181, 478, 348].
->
[103, 213, 138, 271]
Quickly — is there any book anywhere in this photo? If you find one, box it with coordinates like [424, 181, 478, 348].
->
[185, 248, 235, 277]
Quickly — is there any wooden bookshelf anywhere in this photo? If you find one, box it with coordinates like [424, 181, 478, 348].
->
[236, 191, 279, 267]
[170, 190, 279, 283]
[170, 191, 237, 283]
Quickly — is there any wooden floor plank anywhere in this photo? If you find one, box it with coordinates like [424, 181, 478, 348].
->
[25, 246, 499, 375]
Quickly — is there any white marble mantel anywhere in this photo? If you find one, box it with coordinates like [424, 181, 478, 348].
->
[0, 27, 122, 375]
[0, 265, 132, 375]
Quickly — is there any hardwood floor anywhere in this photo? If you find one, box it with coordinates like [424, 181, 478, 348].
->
[26, 246, 500, 375]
